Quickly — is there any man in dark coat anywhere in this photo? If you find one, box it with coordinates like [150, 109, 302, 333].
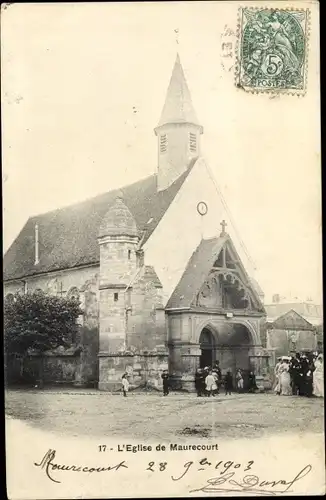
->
[212, 361, 222, 394]
[299, 354, 309, 396]
[248, 371, 258, 393]
[289, 354, 301, 395]
[195, 369, 204, 397]
[224, 370, 233, 395]
[161, 370, 169, 396]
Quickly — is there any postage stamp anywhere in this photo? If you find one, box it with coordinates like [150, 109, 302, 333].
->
[236, 8, 310, 94]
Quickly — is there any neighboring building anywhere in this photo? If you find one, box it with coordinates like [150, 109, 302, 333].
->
[265, 298, 323, 356]
[4, 54, 270, 391]
[265, 300, 323, 327]
[266, 309, 318, 358]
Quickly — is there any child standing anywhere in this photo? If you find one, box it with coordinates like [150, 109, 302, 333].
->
[205, 370, 217, 397]
[161, 370, 170, 396]
[122, 373, 129, 397]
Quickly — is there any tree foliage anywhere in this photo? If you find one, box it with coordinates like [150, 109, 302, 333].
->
[4, 291, 83, 356]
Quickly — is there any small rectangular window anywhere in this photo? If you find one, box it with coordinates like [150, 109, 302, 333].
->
[160, 134, 167, 154]
[114, 292, 119, 302]
[128, 249, 131, 260]
[189, 132, 197, 153]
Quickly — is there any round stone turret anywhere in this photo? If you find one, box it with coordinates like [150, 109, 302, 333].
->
[99, 195, 138, 239]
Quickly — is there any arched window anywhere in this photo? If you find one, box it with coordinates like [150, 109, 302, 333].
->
[67, 287, 80, 301]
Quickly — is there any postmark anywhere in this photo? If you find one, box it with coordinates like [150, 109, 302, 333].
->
[235, 7, 310, 94]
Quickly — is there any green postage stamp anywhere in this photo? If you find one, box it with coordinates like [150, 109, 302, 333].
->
[236, 8, 310, 94]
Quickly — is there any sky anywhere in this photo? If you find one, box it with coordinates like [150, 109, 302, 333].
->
[2, 2, 322, 304]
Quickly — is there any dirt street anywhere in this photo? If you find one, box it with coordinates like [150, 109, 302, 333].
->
[5, 388, 324, 442]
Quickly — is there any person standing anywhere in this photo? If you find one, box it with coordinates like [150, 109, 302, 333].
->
[279, 358, 292, 396]
[213, 361, 222, 394]
[205, 370, 216, 397]
[274, 357, 282, 395]
[122, 373, 129, 397]
[236, 369, 244, 393]
[203, 366, 210, 396]
[161, 370, 169, 396]
[195, 368, 203, 397]
[305, 354, 315, 397]
[289, 354, 301, 395]
[224, 371, 233, 395]
[300, 354, 309, 396]
[313, 354, 324, 398]
[248, 371, 258, 393]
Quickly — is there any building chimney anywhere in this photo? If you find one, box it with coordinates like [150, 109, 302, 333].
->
[272, 293, 280, 303]
[34, 224, 39, 265]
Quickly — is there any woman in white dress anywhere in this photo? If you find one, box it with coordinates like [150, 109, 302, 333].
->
[313, 354, 324, 398]
[273, 357, 282, 395]
[279, 359, 292, 396]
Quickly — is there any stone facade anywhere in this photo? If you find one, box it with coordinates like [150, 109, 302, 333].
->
[266, 310, 318, 358]
[4, 55, 271, 392]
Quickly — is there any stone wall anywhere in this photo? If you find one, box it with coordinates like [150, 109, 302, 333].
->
[127, 270, 166, 351]
[6, 353, 80, 386]
[98, 350, 169, 391]
[4, 265, 99, 298]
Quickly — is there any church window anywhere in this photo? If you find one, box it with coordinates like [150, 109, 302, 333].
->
[189, 133, 197, 153]
[114, 292, 119, 302]
[128, 250, 131, 260]
[160, 134, 167, 154]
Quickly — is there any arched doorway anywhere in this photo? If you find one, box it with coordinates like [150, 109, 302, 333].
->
[199, 328, 215, 368]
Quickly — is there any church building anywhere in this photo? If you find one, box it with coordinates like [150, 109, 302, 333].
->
[4, 55, 271, 391]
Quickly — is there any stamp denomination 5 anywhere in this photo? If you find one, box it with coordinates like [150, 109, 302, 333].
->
[236, 7, 310, 95]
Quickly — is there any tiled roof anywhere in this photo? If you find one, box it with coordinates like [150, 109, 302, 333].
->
[4, 166, 194, 281]
[166, 236, 227, 309]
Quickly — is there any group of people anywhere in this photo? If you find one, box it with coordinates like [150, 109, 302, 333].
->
[274, 352, 324, 398]
[121, 353, 323, 398]
[195, 362, 258, 397]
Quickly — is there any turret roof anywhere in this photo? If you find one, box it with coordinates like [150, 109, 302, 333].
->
[99, 196, 138, 238]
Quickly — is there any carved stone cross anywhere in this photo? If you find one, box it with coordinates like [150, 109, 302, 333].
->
[220, 220, 227, 234]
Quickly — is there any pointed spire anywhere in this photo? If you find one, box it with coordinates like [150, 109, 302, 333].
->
[156, 54, 203, 132]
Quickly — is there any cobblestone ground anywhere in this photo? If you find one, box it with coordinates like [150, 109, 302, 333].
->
[5, 388, 324, 441]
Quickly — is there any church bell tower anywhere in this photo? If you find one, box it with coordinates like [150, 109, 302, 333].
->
[154, 54, 203, 192]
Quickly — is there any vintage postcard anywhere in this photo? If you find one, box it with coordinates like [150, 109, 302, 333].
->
[3, 1, 323, 498]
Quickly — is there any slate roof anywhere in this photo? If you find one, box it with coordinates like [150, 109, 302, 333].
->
[166, 234, 265, 312]
[269, 309, 315, 331]
[156, 54, 203, 131]
[4, 165, 195, 282]
[265, 303, 323, 325]
[166, 236, 227, 309]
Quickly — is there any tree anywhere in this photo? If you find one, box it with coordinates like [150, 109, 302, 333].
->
[4, 291, 83, 386]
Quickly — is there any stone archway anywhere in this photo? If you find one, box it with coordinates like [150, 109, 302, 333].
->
[197, 320, 257, 390]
